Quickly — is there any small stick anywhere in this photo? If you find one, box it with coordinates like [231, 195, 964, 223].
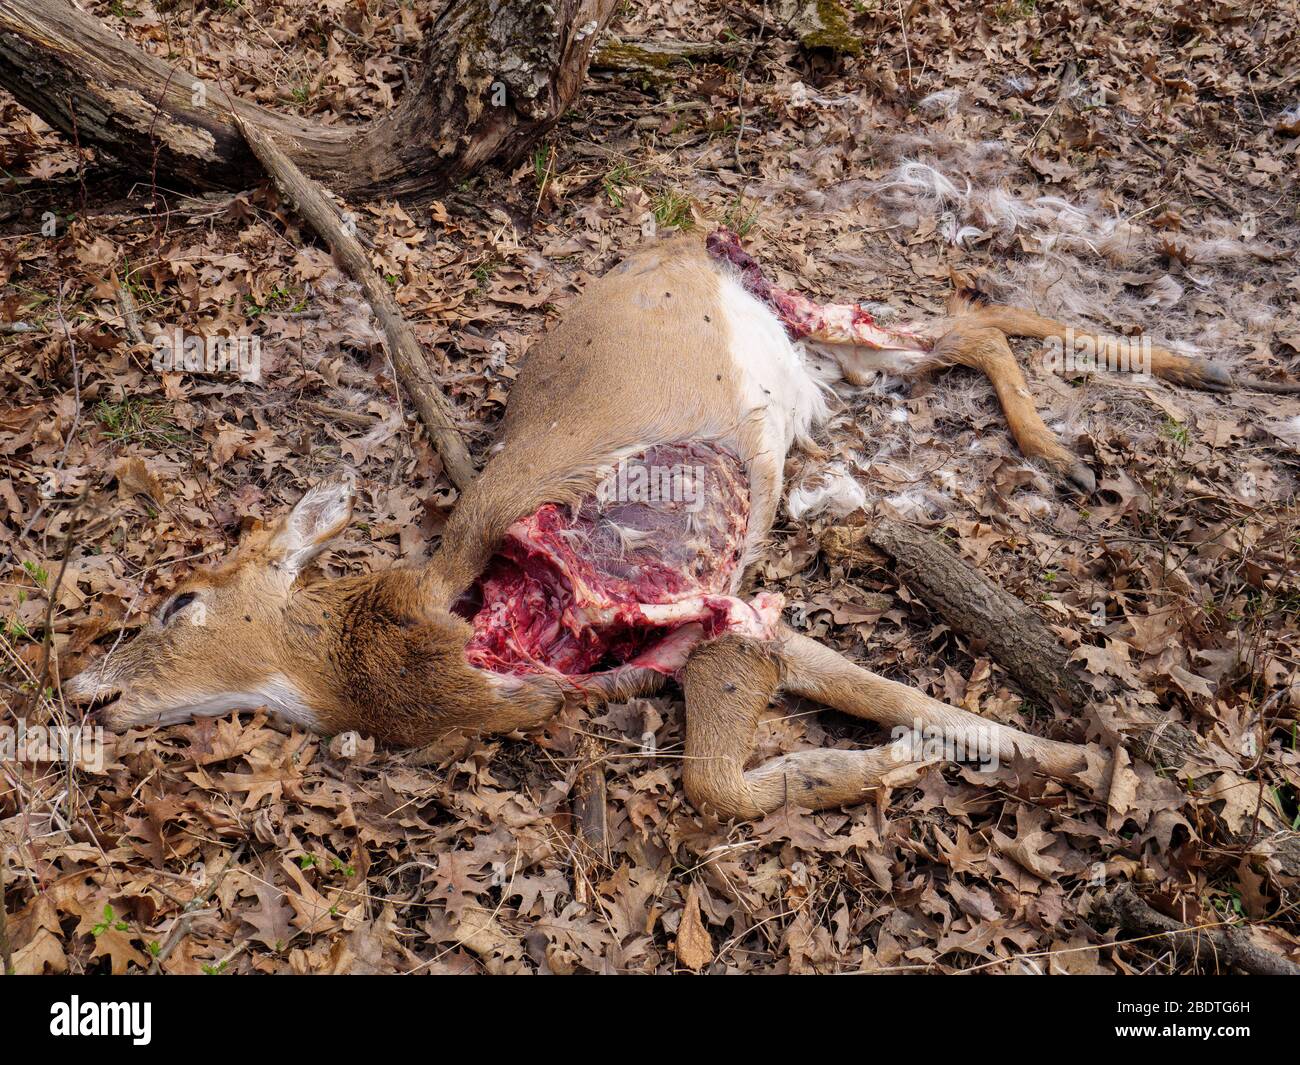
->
[148, 842, 245, 973]
[0, 846, 13, 975]
[302, 401, 379, 428]
[114, 279, 146, 348]
[234, 116, 477, 492]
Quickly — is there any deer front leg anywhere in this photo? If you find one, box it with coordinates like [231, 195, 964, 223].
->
[407, 663, 666, 765]
[930, 322, 1097, 493]
[681, 636, 927, 819]
[775, 629, 1087, 778]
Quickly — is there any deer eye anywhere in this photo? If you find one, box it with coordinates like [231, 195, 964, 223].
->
[161, 592, 197, 623]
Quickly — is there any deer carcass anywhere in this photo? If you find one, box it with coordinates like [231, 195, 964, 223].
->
[67, 233, 1232, 818]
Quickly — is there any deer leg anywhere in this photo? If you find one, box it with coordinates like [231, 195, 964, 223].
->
[963, 303, 1235, 392]
[774, 629, 1087, 778]
[805, 318, 1095, 491]
[406, 667, 665, 766]
[681, 635, 928, 819]
[930, 321, 1097, 493]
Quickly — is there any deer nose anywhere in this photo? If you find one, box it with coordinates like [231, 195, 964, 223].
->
[62, 674, 123, 719]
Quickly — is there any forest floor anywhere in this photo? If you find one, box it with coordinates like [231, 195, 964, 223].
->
[1, 0, 1298, 974]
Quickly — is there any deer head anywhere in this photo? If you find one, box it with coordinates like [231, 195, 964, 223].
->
[62, 476, 558, 744]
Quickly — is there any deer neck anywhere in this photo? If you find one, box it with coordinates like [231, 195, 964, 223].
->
[418, 445, 577, 606]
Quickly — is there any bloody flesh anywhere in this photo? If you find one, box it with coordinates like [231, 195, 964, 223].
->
[705, 227, 934, 352]
[465, 443, 779, 678]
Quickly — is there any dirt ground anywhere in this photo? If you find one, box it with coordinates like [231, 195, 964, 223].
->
[1, 0, 1298, 974]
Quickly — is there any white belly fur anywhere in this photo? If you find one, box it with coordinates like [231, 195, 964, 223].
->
[715, 273, 831, 567]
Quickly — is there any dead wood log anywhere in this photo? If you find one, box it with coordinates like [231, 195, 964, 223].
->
[236, 117, 476, 491]
[572, 736, 609, 858]
[822, 519, 1201, 768]
[822, 519, 1300, 880]
[590, 37, 748, 76]
[569, 733, 610, 908]
[0, 0, 617, 199]
[1100, 883, 1300, 975]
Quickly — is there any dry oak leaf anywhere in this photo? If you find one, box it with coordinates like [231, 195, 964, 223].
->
[241, 879, 297, 952]
[1202, 771, 1284, 835]
[8, 894, 68, 974]
[1105, 746, 1142, 832]
[994, 806, 1063, 880]
[73, 899, 149, 974]
[114, 456, 165, 505]
[675, 882, 714, 972]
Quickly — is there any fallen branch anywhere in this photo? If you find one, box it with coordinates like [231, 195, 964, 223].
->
[236, 117, 477, 492]
[1101, 882, 1300, 975]
[590, 37, 747, 76]
[572, 735, 610, 861]
[822, 519, 1200, 766]
[113, 279, 145, 348]
[822, 518, 1300, 880]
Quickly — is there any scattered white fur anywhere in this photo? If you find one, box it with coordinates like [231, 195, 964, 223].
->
[786, 80, 857, 110]
[1017, 494, 1055, 517]
[786, 463, 867, 520]
[1144, 274, 1184, 309]
[919, 89, 961, 117]
[1186, 237, 1261, 264]
[1244, 307, 1277, 333]
[884, 488, 945, 521]
[1264, 415, 1300, 452]
[874, 160, 969, 211]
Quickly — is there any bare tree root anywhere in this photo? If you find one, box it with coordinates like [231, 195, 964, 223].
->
[0, 0, 618, 199]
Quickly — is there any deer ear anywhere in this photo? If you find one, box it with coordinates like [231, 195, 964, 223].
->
[269, 474, 355, 577]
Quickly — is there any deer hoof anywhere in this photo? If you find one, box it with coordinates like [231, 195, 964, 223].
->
[1171, 357, 1234, 392]
[1065, 463, 1096, 495]
[1193, 359, 1235, 392]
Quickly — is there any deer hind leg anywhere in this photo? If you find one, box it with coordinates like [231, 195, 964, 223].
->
[807, 316, 1096, 491]
[681, 635, 926, 819]
[929, 321, 1098, 493]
